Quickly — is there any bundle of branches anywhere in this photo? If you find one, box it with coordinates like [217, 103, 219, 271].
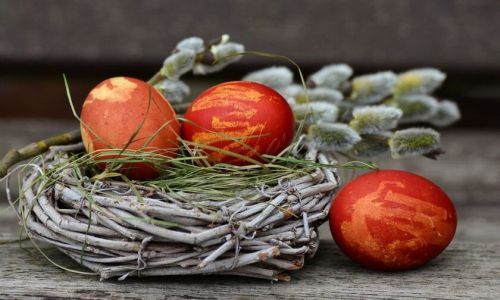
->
[154, 34, 459, 159]
[1, 34, 459, 281]
[9, 136, 358, 281]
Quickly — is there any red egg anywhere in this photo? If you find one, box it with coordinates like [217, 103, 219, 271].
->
[182, 81, 295, 164]
[80, 77, 180, 180]
[329, 169, 457, 270]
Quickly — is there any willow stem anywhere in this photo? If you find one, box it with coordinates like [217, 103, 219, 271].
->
[0, 129, 81, 178]
[147, 71, 163, 86]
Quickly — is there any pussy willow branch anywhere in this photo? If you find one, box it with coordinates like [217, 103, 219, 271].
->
[146, 36, 224, 88]
[0, 129, 81, 178]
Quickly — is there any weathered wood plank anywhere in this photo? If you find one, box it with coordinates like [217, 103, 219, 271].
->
[0, 236, 498, 299]
[1, 0, 500, 72]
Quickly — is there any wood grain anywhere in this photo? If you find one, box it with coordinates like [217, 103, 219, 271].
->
[0, 234, 498, 299]
[2, 0, 500, 72]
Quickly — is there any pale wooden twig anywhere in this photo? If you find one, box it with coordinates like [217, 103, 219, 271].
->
[0, 130, 81, 178]
[15, 144, 337, 281]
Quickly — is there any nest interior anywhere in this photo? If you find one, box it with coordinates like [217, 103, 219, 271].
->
[18, 142, 339, 281]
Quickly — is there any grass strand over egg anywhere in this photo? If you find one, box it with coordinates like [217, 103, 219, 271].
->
[0, 37, 377, 280]
[42, 137, 377, 209]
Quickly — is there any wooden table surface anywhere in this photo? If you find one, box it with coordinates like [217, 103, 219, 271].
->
[0, 236, 499, 299]
[1, 120, 499, 299]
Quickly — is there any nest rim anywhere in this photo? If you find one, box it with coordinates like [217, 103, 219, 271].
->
[15, 142, 340, 281]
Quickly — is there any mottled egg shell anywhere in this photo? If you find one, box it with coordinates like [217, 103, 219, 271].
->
[80, 76, 180, 180]
[329, 169, 457, 270]
[181, 81, 295, 165]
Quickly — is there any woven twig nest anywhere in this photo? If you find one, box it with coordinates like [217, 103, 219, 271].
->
[19, 141, 339, 281]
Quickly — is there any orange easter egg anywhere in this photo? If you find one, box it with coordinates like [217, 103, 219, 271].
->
[181, 81, 295, 165]
[329, 170, 457, 270]
[80, 77, 180, 180]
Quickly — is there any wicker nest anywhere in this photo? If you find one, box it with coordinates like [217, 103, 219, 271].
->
[18, 141, 339, 281]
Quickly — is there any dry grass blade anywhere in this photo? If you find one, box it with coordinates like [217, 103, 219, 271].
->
[5, 135, 377, 281]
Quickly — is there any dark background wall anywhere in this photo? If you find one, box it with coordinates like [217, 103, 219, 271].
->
[1, 0, 499, 127]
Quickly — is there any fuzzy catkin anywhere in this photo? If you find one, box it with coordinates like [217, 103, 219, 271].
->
[294, 87, 343, 104]
[396, 95, 439, 123]
[389, 128, 440, 158]
[176, 37, 205, 54]
[293, 102, 339, 125]
[307, 64, 353, 89]
[308, 123, 361, 152]
[243, 66, 294, 89]
[155, 79, 190, 103]
[161, 49, 196, 80]
[428, 100, 461, 127]
[393, 68, 446, 97]
[349, 106, 403, 134]
[349, 71, 397, 104]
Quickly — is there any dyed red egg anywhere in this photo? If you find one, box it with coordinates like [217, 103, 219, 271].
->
[329, 169, 457, 270]
[80, 77, 180, 180]
[182, 81, 295, 164]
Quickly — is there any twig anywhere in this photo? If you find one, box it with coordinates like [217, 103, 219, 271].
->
[15, 142, 338, 281]
[0, 129, 81, 178]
